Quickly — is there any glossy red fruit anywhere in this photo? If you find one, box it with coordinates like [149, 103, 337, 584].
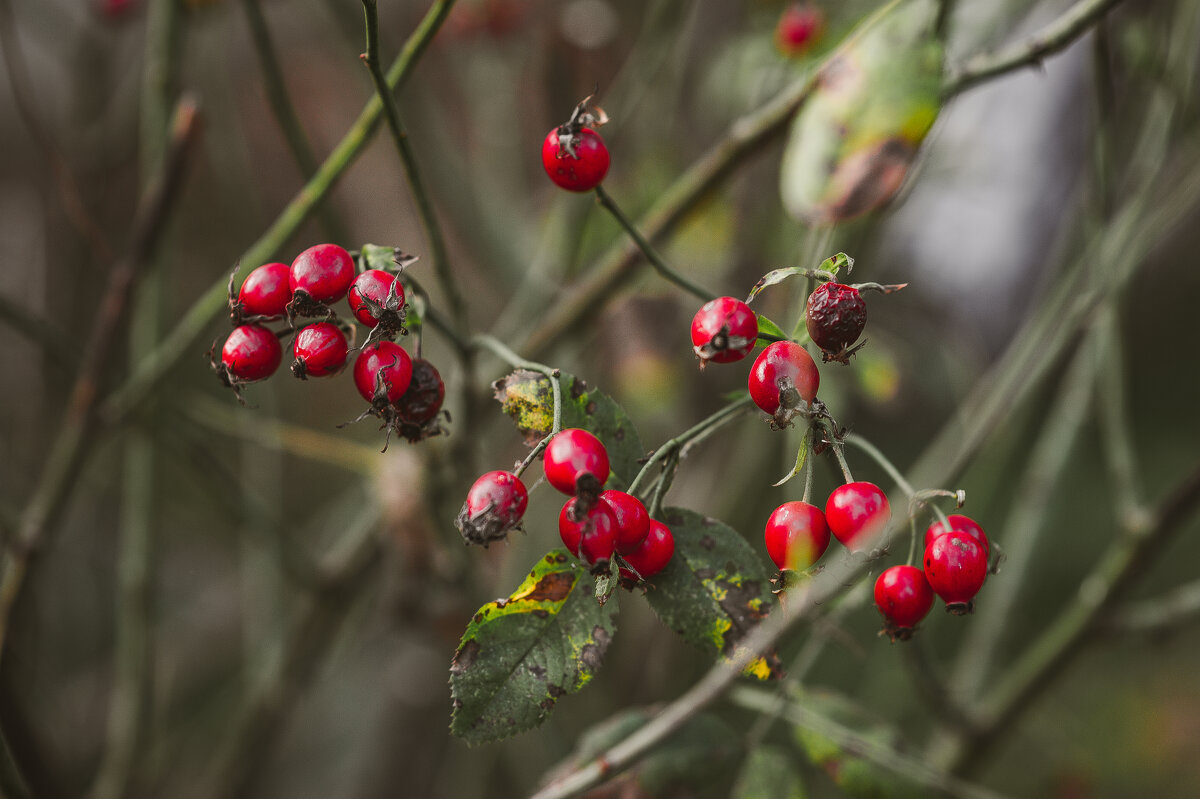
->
[775, 3, 824, 58]
[237, 262, 292, 319]
[559, 497, 618, 566]
[543, 428, 610, 495]
[600, 490, 650, 555]
[924, 514, 989, 557]
[221, 324, 282, 382]
[456, 471, 529, 547]
[748, 340, 820, 427]
[825, 481, 890, 553]
[690, 296, 759, 365]
[874, 565, 934, 640]
[348, 269, 405, 328]
[620, 520, 675, 580]
[542, 127, 610, 192]
[289, 243, 355, 304]
[806, 282, 866, 360]
[763, 501, 830, 571]
[924, 531, 988, 614]
[352, 341, 413, 404]
[291, 322, 348, 379]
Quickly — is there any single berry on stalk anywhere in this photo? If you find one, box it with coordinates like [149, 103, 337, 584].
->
[456, 471, 529, 547]
[543, 428, 610, 498]
[291, 322, 348, 379]
[764, 501, 830, 571]
[233, 262, 292, 321]
[619, 520, 674, 583]
[558, 497, 618, 568]
[288, 243, 355, 317]
[874, 565, 934, 641]
[825, 481, 890, 553]
[806, 281, 867, 363]
[924, 514, 989, 557]
[219, 324, 282, 383]
[352, 341, 413, 404]
[690, 296, 759, 365]
[600, 490, 650, 555]
[775, 3, 824, 57]
[924, 531, 988, 614]
[748, 340, 820, 428]
[542, 127, 610, 192]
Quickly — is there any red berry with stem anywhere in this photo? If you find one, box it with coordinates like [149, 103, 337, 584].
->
[924, 514, 990, 557]
[620, 520, 675, 581]
[236, 262, 292, 319]
[764, 501, 830, 571]
[456, 471, 529, 547]
[220, 324, 282, 382]
[542, 127, 610, 192]
[352, 341, 413, 404]
[348, 269, 405, 328]
[289, 243, 355, 305]
[559, 497, 618, 567]
[690, 296, 759, 365]
[924, 531, 988, 614]
[874, 565, 934, 641]
[806, 282, 867, 362]
[291, 322, 348, 379]
[825, 481, 890, 553]
[775, 3, 824, 58]
[543, 428, 610, 496]
[600, 490, 650, 555]
[748, 340, 820, 427]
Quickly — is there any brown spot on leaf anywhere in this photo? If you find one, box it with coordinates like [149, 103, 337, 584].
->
[547, 683, 567, 698]
[540, 697, 557, 710]
[525, 571, 576, 602]
[570, 378, 588, 400]
[473, 612, 484, 624]
[529, 664, 546, 679]
[532, 609, 550, 619]
[585, 400, 597, 415]
[451, 640, 479, 674]
[699, 535, 715, 551]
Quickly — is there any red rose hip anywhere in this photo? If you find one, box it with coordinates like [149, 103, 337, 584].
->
[456, 471, 529, 547]
[764, 501, 830, 571]
[542, 127, 610, 192]
[923, 514, 989, 557]
[543, 428, 610, 496]
[924, 531, 988, 614]
[600, 490, 650, 555]
[348, 269, 405, 328]
[289, 243, 355, 305]
[352, 341, 413, 404]
[620, 520, 674, 581]
[748, 340, 819, 427]
[691, 296, 759, 365]
[775, 3, 824, 57]
[559, 497, 618, 567]
[874, 565, 934, 641]
[825, 481, 890, 553]
[237, 262, 292, 319]
[221, 324, 282, 382]
[291, 322, 348, 379]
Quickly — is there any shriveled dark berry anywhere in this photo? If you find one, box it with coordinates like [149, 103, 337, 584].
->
[806, 282, 866, 362]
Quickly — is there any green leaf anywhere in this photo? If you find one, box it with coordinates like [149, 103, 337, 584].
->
[781, 0, 943, 223]
[756, 314, 788, 343]
[594, 557, 620, 606]
[358, 243, 419, 273]
[745, 253, 853, 304]
[817, 252, 853, 277]
[773, 430, 810, 487]
[732, 745, 807, 799]
[493, 370, 645, 490]
[643, 507, 781, 679]
[449, 550, 617, 745]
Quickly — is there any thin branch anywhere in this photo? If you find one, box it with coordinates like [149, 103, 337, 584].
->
[1105, 579, 1200, 635]
[944, 0, 1127, 96]
[0, 292, 76, 371]
[627, 395, 753, 497]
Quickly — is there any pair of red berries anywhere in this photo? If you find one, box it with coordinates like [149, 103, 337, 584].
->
[873, 514, 991, 640]
[763, 481, 891, 571]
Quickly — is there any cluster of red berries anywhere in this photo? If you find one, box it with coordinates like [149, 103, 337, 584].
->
[211, 243, 446, 449]
[456, 429, 675, 584]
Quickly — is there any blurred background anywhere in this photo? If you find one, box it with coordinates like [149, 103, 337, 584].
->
[1, 0, 1198, 797]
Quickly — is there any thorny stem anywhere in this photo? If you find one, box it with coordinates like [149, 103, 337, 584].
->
[627, 395, 754, 497]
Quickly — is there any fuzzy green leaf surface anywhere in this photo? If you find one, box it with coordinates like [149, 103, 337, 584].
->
[450, 550, 617, 745]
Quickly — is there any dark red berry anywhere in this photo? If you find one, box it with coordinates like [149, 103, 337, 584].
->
[620, 520, 674, 581]
[690, 296, 759, 365]
[289, 243, 355, 305]
[543, 428, 610, 496]
[924, 531, 988, 614]
[559, 497, 617, 567]
[236, 262, 292, 320]
[348, 269, 405, 328]
[456, 471, 529, 547]
[600, 490, 650, 555]
[748, 340, 820, 428]
[874, 565, 934, 641]
[220, 324, 282, 382]
[542, 127, 610, 192]
[352, 341, 413, 404]
[764, 501, 830, 571]
[924, 514, 989, 557]
[775, 3, 823, 57]
[291, 322, 348, 379]
[394, 357, 446, 442]
[806, 282, 866, 362]
[825, 481, 890, 553]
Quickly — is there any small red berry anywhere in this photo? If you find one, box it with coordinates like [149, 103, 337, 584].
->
[620, 520, 675, 581]
[456, 471, 529, 547]
[348, 269, 405, 328]
[559, 497, 618, 567]
[600, 490, 650, 555]
[775, 3, 824, 58]
[825, 481, 890, 553]
[806, 282, 866, 362]
[748, 340, 820, 427]
[924, 514, 990, 557]
[763, 501, 830, 571]
[924, 531, 988, 614]
[874, 565, 934, 641]
[291, 322, 348, 379]
[690, 296, 759, 365]
[289, 243, 355, 305]
[236, 262, 292, 319]
[542, 127, 610, 192]
[220, 324, 282, 382]
[352, 341, 413, 404]
[543, 428, 611, 496]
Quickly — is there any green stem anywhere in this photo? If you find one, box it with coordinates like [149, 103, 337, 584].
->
[627, 395, 753, 497]
[845, 435, 914, 497]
